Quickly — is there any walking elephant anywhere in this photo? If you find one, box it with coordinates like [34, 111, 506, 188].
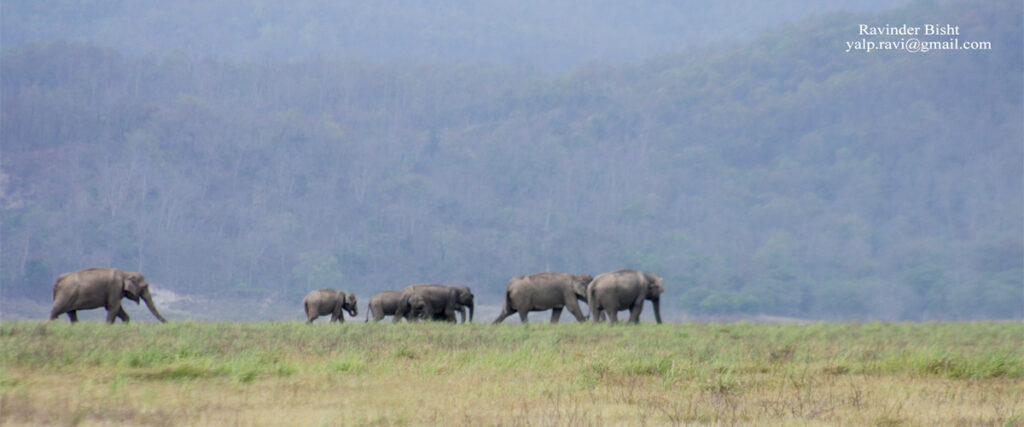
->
[366, 290, 427, 322]
[450, 285, 475, 323]
[49, 267, 168, 323]
[493, 273, 593, 324]
[394, 284, 461, 323]
[303, 289, 358, 323]
[588, 270, 663, 324]
[420, 285, 474, 323]
[366, 290, 402, 322]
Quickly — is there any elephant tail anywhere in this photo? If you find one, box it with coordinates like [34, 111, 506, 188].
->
[502, 289, 513, 314]
[52, 275, 66, 300]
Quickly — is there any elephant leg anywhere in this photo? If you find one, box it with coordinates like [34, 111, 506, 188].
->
[518, 309, 529, 323]
[629, 293, 646, 323]
[607, 309, 619, 324]
[589, 298, 601, 323]
[628, 305, 644, 323]
[67, 311, 78, 323]
[492, 304, 516, 324]
[565, 299, 587, 322]
[492, 310, 510, 324]
[105, 305, 121, 324]
[116, 307, 130, 323]
[550, 307, 563, 323]
[48, 305, 64, 321]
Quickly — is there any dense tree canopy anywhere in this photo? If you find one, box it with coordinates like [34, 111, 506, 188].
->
[2, 0, 1020, 320]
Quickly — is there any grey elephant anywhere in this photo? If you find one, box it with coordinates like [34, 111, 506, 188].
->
[367, 290, 427, 322]
[493, 273, 593, 323]
[418, 285, 474, 323]
[303, 289, 358, 323]
[588, 269, 663, 324]
[449, 285, 475, 323]
[394, 284, 461, 323]
[399, 292, 430, 322]
[49, 267, 168, 323]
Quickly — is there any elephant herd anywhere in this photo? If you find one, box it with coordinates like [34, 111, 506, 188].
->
[48, 267, 664, 325]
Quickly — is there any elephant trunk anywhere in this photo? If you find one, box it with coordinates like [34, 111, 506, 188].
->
[141, 289, 168, 323]
[466, 301, 474, 323]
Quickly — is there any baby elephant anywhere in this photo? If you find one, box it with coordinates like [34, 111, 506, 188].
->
[303, 289, 358, 323]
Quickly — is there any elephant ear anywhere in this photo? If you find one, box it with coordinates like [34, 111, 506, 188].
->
[345, 293, 356, 307]
[411, 294, 425, 308]
[122, 274, 142, 303]
[573, 275, 593, 298]
[644, 273, 664, 298]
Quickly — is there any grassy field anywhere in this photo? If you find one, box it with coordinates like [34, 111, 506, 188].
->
[1, 321, 1021, 426]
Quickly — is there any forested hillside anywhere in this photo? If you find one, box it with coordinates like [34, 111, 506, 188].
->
[2, 0, 1021, 320]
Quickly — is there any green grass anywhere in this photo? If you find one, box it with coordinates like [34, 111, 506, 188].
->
[2, 321, 1021, 425]
[4, 321, 1021, 381]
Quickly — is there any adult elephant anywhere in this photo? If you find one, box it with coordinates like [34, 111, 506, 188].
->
[303, 289, 358, 323]
[393, 284, 460, 323]
[588, 269, 663, 324]
[493, 273, 593, 324]
[49, 267, 168, 323]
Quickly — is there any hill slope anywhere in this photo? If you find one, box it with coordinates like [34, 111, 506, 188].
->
[1, 0, 1020, 320]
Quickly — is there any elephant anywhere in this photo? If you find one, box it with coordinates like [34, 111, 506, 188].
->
[49, 267, 168, 323]
[399, 292, 429, 322]
[587, 269, 663, 324]
[493, 273, 593, 324]
[303, 289, 358, 323]
[366, 290, 428, 322]
[449, 285, 475, 323]
[393, 284, 462, 323]
[419, 285, 474, 323]
[366, 290, 402, 322]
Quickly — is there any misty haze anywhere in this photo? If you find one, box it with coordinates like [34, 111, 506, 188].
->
[1, 0, 1021, 322]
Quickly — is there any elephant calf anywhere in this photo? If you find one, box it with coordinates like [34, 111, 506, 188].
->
[493, 272, 593, 324]
[448, 285, 475, 323]
[303, 289, 358, 323]
[366, 290, 405, 321]
[49, 267, 168, 323]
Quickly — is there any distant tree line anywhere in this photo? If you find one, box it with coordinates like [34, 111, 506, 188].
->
[1, 0, 1020, 320]
[1, 0, 904, 71]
